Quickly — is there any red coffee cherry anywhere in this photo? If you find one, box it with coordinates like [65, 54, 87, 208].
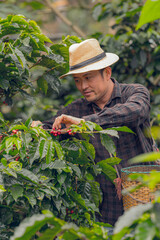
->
[12, 130, 18, 134]
[15, 156, 20, 161]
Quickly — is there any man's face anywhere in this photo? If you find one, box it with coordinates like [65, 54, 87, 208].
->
[73, 68, 112, 106]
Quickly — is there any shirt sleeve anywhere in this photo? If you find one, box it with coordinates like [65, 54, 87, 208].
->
[83, 84, 151, 128]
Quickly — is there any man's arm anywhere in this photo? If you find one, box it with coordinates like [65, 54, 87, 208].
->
[83, 84, 151, 128]
[52, 114, 85, 129]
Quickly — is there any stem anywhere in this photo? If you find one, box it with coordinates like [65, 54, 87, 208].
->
[44, 0, 86, 38]
[7, 153, 19, 161]
[29, 58, 42, 69]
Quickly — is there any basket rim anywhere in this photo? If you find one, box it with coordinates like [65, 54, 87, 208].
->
[121, 165, 160, 174]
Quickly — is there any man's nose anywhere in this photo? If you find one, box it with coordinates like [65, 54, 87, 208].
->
[81, 79, 88, 90]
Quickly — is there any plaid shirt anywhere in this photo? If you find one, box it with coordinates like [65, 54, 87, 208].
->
[43, 78, 153, 226]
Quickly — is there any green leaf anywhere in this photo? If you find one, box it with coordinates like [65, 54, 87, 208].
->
[37, 227, 62, 240]
[0, 112, 4, 122]
[9, 52, 23, 75]
[10, 213, 54, 240]
[43, 73, 61, 93]
[103, 157, 122, 166]
[129, 152, 160, 164]
[50, 43, 69, 61]
[54, 141, 64, 160]
[97, 160, 117, 182]
[46, 141, 54, 164]
[37, 77, 48, 94]
[80, 141, 95, 161]
[21, 132, 32, 148]
[29, 143, 40, 165]
[0, 42, 5, 53]
[3, 168, 17, 178]
[100, 133, 116, 155]
[18, 169, 39, 184]
[0, 78, 10, 90]
[25, 118, 32, 128]
[89, 181, 102, 207]
[10, 185, 23, 201]
[85, 121, 102, 131]
[40, 160, 67, 170]
[8, 161, 22, 171]
[5, 136, 17, 149]
[107, 126, 135, 134]
[152, 202, 160, 229]
[92, 3, 102, 21]
[29, 20, 41, 33]
[136, 0, 160, 30]
[68, 162, 81, 178]
[25, 191, 37, 207]
[70, 189, 88, 210]
[57, 172, 67, 185]
[15, 47, 26, 68]
[114, 203, 152, 234]
[40, 188, 56, 196]
[14, 138, 22, 151]
[39, 138, 49, 159]
[12, 15, 28, 26]
[9, 124, 28, 132]
[1, 158, 7, 166]
[100, 129, 119, 138]
[0, 185, 6, 192]
[135, 219, 156, 240]
[35, 33, 52, 44]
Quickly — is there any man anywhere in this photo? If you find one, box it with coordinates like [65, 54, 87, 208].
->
[32, 38, 153, 225]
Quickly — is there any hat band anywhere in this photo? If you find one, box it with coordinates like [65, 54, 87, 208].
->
[70, 51, 106, 71]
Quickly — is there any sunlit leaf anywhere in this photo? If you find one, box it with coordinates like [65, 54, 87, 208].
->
[0, 184, 6, 192]
[129, 152, 160, 164]
[114, 203, 152, 234]
[136, 0, 160, 30]
[10, 212, 54, 240]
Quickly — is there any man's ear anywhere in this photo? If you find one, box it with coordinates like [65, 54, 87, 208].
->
[104, 67, 112, 80]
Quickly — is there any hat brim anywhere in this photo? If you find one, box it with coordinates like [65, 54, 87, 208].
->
[59, 52, 119, 79]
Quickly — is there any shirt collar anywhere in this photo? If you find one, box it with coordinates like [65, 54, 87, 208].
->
[110, 77, 122, 100]
[84, 77, 122, 106]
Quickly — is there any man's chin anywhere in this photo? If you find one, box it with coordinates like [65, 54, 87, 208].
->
[85, 96, 96, 102]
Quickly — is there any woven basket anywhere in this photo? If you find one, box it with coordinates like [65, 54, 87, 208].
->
[121, 165, 160, 210]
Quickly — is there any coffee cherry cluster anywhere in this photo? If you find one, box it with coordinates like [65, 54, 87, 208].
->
[50, 128, 76, 136]
[67, 129, 76, 135]
[3, 101, 8, 106]
[50, 128, 61, 136]
[11, 129, 18, 135]
[66, 208, 74, 215]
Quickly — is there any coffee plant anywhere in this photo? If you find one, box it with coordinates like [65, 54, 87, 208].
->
[0, 111, 133, 239]
[0, 14, 81, 107]
[11, 210, 112, 240]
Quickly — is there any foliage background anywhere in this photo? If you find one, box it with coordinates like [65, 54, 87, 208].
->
[0, 1, 159, 129]
[0, 0, 160, 239]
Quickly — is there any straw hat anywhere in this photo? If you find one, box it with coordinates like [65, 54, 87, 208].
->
[60, 38, 119, 79]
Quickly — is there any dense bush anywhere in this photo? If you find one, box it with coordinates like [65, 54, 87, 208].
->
[0, 110, 128, 239]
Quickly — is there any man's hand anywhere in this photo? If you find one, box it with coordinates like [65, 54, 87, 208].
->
[52, 114, 85, 130]
[31, 121, 43, 128]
